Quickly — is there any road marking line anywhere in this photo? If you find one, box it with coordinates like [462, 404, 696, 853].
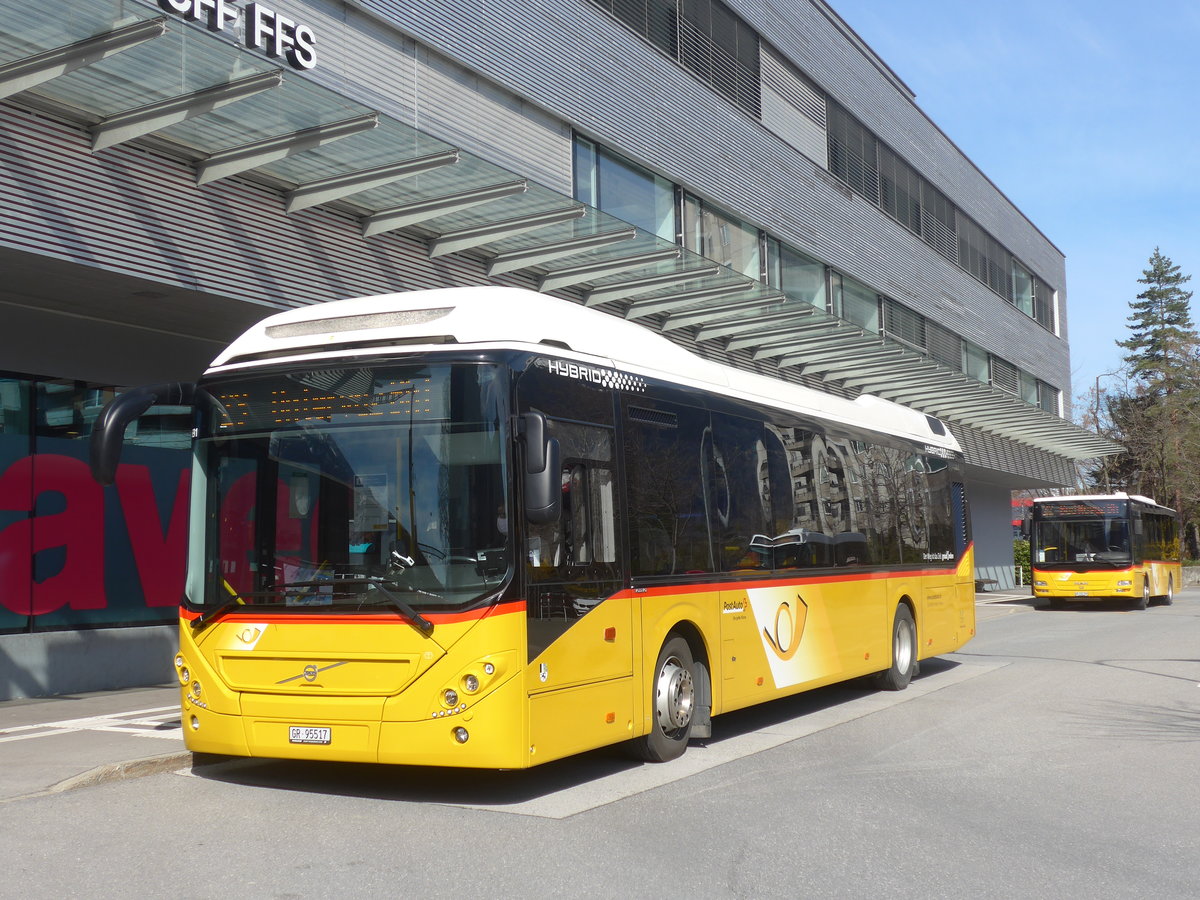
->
[0, 706, 181, 743]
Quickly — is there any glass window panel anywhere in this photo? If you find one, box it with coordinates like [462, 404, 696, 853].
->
[1012, 260, 1034, 317]
[1019, 371, 1038, 405]
[777, 245, 827, 309]
[683, 194, 759, 277]
[963, 341, 989, 383]
[573, 137, 599, 209]
[833, 274, 879, 333]
[1034, 277, 1057, 332]
[990, 357, 1019, 394]
[1038, 381, 1061, 415]
[920, 180, 958, 261]
[827, 100, 878, 202]
[0, 376, 32, 634]
[596, 147, 677, 240]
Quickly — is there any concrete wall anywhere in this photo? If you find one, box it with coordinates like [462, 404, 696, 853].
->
[971, 481, 1018, 589]
[0, 626, 176, 701]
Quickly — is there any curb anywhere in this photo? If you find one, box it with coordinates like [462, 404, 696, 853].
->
[47, 751, 193, 796]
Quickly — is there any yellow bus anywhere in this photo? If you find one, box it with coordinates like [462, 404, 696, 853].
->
[92, 287, 976, 768]
[1031, 493, 1181, 610]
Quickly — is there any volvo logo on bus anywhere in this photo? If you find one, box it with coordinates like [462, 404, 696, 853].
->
[302, 664, 319, 682]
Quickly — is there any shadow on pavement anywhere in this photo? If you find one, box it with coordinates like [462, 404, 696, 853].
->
[192, 658, 962, 806]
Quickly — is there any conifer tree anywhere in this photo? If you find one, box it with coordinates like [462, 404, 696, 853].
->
[1103, 249, 1200, 552]
[1117, 248, 1196, 396]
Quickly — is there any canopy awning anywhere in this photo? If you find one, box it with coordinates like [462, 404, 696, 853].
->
[0, 0, 1122, 461]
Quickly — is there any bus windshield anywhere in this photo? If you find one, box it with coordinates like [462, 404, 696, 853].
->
[187, 362, 510, 612]
[1033, 501, 1131, 567]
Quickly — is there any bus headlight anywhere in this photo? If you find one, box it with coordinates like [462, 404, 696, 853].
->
[462, 674, 480, 693]
[1034, 581, 1046, 588]
[443, 688, 459, 708]
[453, 726, 469, 744]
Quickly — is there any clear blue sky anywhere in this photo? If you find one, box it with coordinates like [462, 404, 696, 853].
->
[828, 0, 1200, 419]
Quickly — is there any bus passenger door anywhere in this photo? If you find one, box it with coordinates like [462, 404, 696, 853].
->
[519, 413, 633, 762]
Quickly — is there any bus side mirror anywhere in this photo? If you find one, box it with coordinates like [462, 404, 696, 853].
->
[520, 411, 561, 525]
[90, 382, 197, 486]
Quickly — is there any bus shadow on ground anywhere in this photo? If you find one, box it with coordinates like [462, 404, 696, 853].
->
[192, 659, 961, 806]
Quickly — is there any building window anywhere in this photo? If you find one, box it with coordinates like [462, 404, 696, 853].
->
[831, 273, 880, 333]
[574, 137, 677, 240]
[1012, 260, 1034, 317]
[588, 0, 678, 58]
[989, 356, 1020, 394]
[677, 0, 761, 116]
[1037, 382, 1061, 415]
[588, 0, 760, 116]
[920, 181, 958, 262]
[1033, 276, 1056, 331]
[879, 144, 921, 235]
[683, 193, 760, 278]
[766, 240, 827, 309]
[826, 100, 878, 203]
[963, 341, 989, 384]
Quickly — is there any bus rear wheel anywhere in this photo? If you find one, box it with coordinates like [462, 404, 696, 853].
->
[631, 635, 695, 762]
[1163, 577, 1174, 606]
[873, 605, 916, 691]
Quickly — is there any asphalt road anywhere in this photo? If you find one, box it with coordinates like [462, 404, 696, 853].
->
[3, 591, 1198, 899]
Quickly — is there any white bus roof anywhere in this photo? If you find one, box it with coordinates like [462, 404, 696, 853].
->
[1033, 493, 1165, 509]
[207, 286, 960, 453]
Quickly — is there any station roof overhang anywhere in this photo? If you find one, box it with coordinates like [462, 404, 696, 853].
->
[0, 0, 1123, 463]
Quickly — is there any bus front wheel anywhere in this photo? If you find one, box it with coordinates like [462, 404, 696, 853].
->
[873, 605, 916, 691]
[631, 635, 695, 762]
[1134, 580, 1150, 610]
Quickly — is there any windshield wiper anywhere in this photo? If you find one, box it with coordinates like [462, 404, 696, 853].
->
[191, 589, 287, 632]
[271, 577, 435, 637]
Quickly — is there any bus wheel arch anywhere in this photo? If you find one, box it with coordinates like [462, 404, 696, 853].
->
[630, 626, 710, 761]
[1135, 577, 1150, 610]
[873, 601, 917, 691]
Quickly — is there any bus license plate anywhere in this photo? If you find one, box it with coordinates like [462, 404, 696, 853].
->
[289, 726, 331, 745]
[1074, 591, 1089, 597]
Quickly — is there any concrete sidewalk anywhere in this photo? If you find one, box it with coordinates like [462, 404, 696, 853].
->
[0, 684, 187, 804]
[0, 591, 1027, 803]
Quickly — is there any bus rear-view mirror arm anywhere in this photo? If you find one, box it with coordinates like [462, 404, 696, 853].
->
[519, 411, 561, 525]
[90, 382, 197, 486]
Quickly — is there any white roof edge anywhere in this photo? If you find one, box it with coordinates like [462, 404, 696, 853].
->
[207, 287, 960, 453]
[1032, 492, 1164, 508]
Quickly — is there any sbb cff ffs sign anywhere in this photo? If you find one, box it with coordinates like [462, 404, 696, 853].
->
[158, 0, 317, 70]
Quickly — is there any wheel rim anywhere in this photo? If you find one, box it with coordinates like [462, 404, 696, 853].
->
[1168, 580, 1174, 601]
[654, 655, 694, 735]
[894, 619, 914, 674]
[1144, 582, 1151, 605]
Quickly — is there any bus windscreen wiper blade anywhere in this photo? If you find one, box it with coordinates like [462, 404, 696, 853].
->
[191, 589, 282, 632]
[363, 578, 435, 636]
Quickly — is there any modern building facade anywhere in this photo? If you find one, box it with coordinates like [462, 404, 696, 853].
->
[0, 0, 1117, 698]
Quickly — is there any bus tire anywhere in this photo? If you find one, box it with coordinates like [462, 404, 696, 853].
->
[873, 605, 916, 691]
[631, 635, 696, 762]
[1160, 577, 1174, 606]
[1134, 580, 1150, 610]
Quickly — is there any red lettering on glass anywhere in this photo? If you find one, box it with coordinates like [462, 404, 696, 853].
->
[0, 455, 104, 615]
[116, 465, 191, 607]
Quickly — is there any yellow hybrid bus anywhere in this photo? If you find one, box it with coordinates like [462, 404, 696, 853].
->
[1031, 493, 1181, 609]
[92, 287, 975, 768]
